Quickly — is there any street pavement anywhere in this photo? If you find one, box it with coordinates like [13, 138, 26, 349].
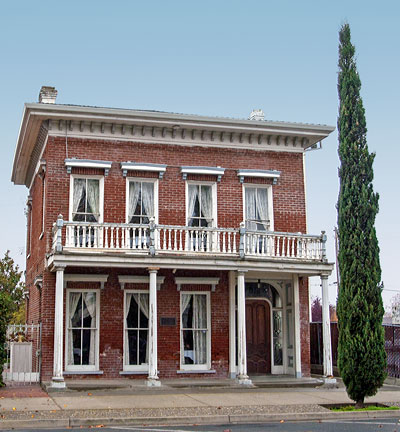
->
[1, 381, 400, 430]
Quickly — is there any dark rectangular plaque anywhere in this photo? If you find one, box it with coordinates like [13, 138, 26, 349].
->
[160, 317, 176, 326]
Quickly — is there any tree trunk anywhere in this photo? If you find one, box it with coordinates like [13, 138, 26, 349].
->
[355, 400, 364, 409]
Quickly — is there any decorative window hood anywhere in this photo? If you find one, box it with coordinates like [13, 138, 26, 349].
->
[64, 274, 109, 289]
[180, 166, 225, 182]
[237, 169, 281, 184]
[120, 162, 167, 179]
[118, 275, 165, 290]
[174, 277, 220, 292]
[65, 159, 112, 176]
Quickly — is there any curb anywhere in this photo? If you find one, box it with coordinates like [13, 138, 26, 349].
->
[1, 410, 400, 429]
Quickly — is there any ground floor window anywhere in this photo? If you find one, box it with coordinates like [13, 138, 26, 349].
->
[66, 290, 99, 371]
[124, 292, 149, 370]
[181, 292, 210, 369]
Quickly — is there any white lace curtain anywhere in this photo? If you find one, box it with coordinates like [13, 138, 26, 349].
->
[125, 293, 149, 364]
[73, 179, 99, 221]
[67, 292, 97, 366]
[83, 292, 97, 366]
[72, 179, 85, 221]
[68, 292, 81, 365]
[182, 293, 207, 365]
[129, 182, 154, 222]
[245, 187, 269, 230]
[87, 180, 99, 221]
[188, 185, 213, 227]
[188, 185, 198, 226]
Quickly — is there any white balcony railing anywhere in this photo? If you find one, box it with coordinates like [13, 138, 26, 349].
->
[52, 215, 327, 262]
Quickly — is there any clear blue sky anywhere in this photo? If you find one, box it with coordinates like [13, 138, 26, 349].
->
[1, 1, 398, 308]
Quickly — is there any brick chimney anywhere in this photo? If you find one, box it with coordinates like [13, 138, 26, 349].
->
[38, 86, 58, 104]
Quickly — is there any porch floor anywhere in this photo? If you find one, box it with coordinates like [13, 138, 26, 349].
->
[44, 375, 324, 393]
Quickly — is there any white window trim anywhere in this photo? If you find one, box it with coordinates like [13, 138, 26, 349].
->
[69, 174, 104, 223]
[123, 289, 150, 372]
[242, 183, 274, 231]
[180, 290, 211, 371]
[65, 288, 100, 372]
[185, 181, 218, 228]
[125, 177, 159, 224]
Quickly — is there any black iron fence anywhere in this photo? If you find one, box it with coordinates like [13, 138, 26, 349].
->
[310, 323, 400, 378]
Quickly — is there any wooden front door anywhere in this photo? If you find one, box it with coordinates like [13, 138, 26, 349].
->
[246, 300, 271, 374]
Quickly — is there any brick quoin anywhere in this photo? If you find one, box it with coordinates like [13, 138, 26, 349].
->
[19, 112, 333, 383]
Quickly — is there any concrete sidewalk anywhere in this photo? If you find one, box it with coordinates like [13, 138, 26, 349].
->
[1, 381, 400, 429]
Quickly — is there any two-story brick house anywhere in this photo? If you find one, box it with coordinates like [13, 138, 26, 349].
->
[12, 87, 335, 388]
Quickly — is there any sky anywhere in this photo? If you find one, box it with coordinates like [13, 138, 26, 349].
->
[1, 1, 399, 309]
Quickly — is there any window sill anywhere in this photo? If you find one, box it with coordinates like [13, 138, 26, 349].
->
[177, 369, 216, 374]
[119, 371, 147, 375]
[63, 370, 103, 375]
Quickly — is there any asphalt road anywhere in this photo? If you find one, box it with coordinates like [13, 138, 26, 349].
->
[4, 419, 400, 432]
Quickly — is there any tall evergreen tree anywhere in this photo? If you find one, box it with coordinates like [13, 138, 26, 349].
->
[336, 23, 386, 407]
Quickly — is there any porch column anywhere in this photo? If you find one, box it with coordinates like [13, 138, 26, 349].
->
[228, 271, 236, 379]
[147, 268, 161, 386]
[321, 274, 333, 378]
[51, 266, 66, 388]
[293, 274, 302, 378]
[236, 270, 252, 385]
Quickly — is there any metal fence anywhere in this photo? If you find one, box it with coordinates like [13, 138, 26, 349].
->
[310, 322, 400, 378]
[2, 323, 41, 384]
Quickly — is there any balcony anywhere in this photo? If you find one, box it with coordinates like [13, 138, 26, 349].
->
[52, 216, 327, 263]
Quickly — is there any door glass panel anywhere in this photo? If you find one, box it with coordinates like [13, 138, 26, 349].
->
[273, 310, 283, 366]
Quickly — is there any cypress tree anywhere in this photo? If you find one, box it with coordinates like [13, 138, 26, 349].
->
[336, 23, 386, 407]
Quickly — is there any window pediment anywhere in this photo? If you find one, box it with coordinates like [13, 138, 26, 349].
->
[65, 159, 112, 176]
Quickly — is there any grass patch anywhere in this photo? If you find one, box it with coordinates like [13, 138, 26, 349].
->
[330, 405, 399, 412]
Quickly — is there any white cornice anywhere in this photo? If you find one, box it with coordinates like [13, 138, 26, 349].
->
[12, 103, 335, 187]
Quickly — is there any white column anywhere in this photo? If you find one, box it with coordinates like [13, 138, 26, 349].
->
[236, 270, 252, 385]
[51, 266, 66, 388]
[147, 268, 161, 386]
[228, 271, 236, 379]
[293, 274, 302, 378]
[321, 274, 333, 377]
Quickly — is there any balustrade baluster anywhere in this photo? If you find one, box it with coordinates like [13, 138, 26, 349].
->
[168, 229, 172, 251]
[173, 229, 177, 251]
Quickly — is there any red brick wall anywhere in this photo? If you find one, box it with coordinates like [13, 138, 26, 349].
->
[25, 134, 309, 381]
[39, 268, 229, 380]
[299, 277, 311, 377]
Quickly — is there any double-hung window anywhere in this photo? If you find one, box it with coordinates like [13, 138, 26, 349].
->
[70, 176, 103, 222]
[243, 185, 273, 231]
[126, 179, 157, 249]
[124, 291, 149, 371]
[180, 292, 210, 370]
[66, 290, 99, 371]
[187, 183, 216, 227]
[127, 179, 157, 224]
[186, 182, 217, 251]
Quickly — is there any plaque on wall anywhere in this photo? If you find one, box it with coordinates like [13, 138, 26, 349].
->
[160, 317, 176, 326]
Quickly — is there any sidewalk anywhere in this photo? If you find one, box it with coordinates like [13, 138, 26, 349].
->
[1, 379, 400, 429]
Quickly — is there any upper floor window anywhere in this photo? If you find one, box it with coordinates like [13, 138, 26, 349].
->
[126, 179, 157, 224]
[187, 183, 216, 228]
[70, 176, 103, 222]
[243, 185, 273, 231]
